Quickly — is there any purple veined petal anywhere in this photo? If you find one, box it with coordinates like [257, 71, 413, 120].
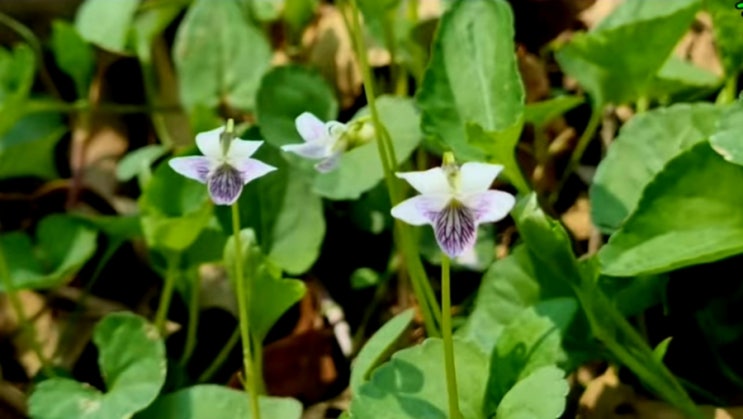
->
[314, 152, 342, 173]
[168, 156, 212, 183]
[395, 168, 450, 195]
[195, 127, 224, 159]
[296, 112, 327, 143]
[433, 201, 477, 258]
[207, 164, 244, 205]
[227, 139, 263, 161]
[236, 158, 278, 184]
[390, 195, 450, 225]
[281, 141, 331, 159]
[463, 190, 515, 223]
[459, 162, 504, 193]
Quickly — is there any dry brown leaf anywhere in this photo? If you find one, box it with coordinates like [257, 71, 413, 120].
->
[0, 291, 57, 377]
[561, 194, 592, 241]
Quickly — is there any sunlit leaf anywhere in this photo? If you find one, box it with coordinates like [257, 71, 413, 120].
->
[600, 142, 743, 276]
[710, 98, 743, 166]
[75, 0, 140, 52]
[29, 312, 166, 419]
[495, 366, 568, 419]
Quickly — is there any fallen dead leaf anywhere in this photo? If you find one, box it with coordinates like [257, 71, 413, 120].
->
[561, 194, 592, 241]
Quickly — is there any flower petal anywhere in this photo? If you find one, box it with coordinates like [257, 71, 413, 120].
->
[168, 156, 211, 183]
[235, 158, 277, 184]
[227, 139, 263, 161]
[195, 127, 224, 159]
[326, 121, 347, 140]
[207, 164, 244, 205]
[433, 202, 477, 258]
[390, 195, 450, 225]
[464, 190, 515, 223]
[281, 141, 331, 159]
[296, 112, 326, 143]
[315, 152, 342, 173]
[459, 162, 504, 193]
[395, 168, 450, 195]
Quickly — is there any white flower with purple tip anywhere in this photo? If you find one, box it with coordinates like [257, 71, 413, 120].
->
[281, 112, 348, 173]
[169, 122, 277, 205]
[391, 153, 516, 258]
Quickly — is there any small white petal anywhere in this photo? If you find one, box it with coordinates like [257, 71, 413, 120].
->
[227, 139, 263, 161]
[315, 152, 342, 173]
[281, 142, 331, 159]
[390, 195, 449, 226]
[235, 158, 277, 184]
[195, 127, 224, 159]
[326, 121, 347, 140]
[396, 168, 450, 195]
[459, 162, 504, 193]
[168, 156, 212, 183]
[456, 245, 480, 269]
[296, 112, 327, 143]
[464, 190, 515, 223]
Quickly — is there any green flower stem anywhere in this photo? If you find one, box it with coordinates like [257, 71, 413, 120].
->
[0, 242, 53, 377]
[180, 268, 200, 365]
[154, 251, 179, 335]
[231, 203, 261, 419]
[716, 75, 738, 105]
[197, 327, 240, 382]
[441, 255, 461, 419]
[550, 103, 602, 205]
[346, 0, 441, 337]
[635, 96, 649, 114]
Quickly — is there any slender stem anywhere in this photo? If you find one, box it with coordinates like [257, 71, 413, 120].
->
[0, 241, 53, 377]
[154, 251, 179, 335]
[635, 96, 649, 114]
[180, 268, 200, 365]
[231, 203, 261, 419]
[345, 0, 441, 337]
[197, 327, 241, 382]
[441, 255, 461, 419]
[550, 104, 602, 205]
[716, 75, 738, 105]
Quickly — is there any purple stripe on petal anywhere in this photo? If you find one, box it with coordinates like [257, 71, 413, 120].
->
[169, 156, 211, 183]
[207, 164, 244, 205]
[433, 202, 476, 258]
[315, 152, 341, 173]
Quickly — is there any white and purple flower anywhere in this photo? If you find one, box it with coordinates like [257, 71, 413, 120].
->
[391, 154, 515, 258]
[280, 112, 349, 173]
[169, 123, 277, 205]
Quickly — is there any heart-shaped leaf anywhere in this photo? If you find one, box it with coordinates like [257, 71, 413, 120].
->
[74, 0, 139, 53]
[49, 20, 94, 97]
[350, 338, 489, 419]
[29, 312, 166, 419]
[0, 214, 97, 291]
[495, 366, 568, 419]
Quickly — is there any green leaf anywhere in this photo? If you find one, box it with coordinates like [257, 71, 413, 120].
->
[0, 44, 35, 135]
[591, 103, 722, 232]
[555, 0, 700, 104]
[136, 384, 302, 419]
[256, 65, 339, 149]
[350, 338, 489, 419]
[495, 366, 568, 419]
[224, 230, 306, 342]
[600, 142, 743, 276]
[457, 246, 573, 353]
[710, 98, 743, 166]
[484, 301, 575, 415]
[131, 1, 184, 61]
[313, 96, 421, 200]
[650, 56, 721, 102]
[173, 0, 272, 112]
[705, 0, 743, 75]
[29, 312, 166, 419]
[49, 20, 94, 97]
[74, 0, 140, 53]
[524, 95, 584, 128]
[465, 121, 530, 194]
[116, 144, 168, 182]
[351, 309, 414, 392]
[0, 214, 97, 291]
[216, 145, 325, 274]
[247, 0, 284, 22]
[284, 0, 318, 41]
[350, 267, 380, 289]
[0, 112, 66, 180]
[417, 0, 525, 160]
[139, 153, 213, 252]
